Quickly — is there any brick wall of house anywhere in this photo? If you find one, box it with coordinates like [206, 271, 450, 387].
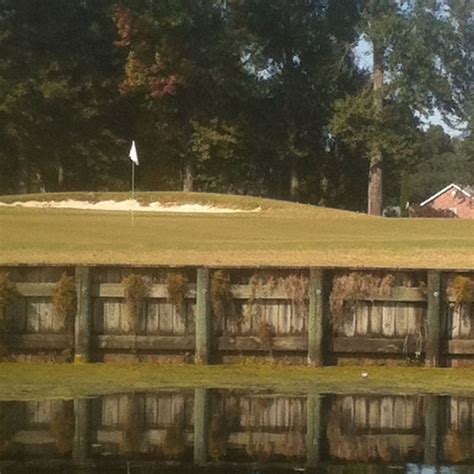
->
[428, 189, 474, 218]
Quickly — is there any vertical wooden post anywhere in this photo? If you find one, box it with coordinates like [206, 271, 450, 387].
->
[306, 393, 321, 467]
[426, 270, 441, 368]
[424, 395, 438, 465]
[73, 398, 90, 466]
[75, 266, 91, 363]
[195, 268, 211, 364]
[308, 268, 324, 366]
[193, 388, 209, 465]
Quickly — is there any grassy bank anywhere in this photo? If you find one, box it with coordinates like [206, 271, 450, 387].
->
[1, 192, 474, 268]
[1, 363, 474, 400]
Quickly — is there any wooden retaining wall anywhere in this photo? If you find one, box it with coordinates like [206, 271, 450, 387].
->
[2, 391, 474, 468]
[0, 265, 473, 366]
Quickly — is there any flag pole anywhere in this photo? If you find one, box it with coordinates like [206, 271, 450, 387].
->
[131, 160, 135, 200]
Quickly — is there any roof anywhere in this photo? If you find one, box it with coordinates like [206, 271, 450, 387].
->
[420, 183, 474, 207]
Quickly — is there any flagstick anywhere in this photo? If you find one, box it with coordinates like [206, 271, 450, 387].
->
[130, 160, 135, 227]
[131, 160, 135, 200]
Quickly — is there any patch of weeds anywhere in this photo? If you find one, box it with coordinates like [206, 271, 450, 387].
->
[329, 272, 395, 327]
[257, 320, 274, 356]
[122, 274, 150, 333]
[210, 270, 234, 326]
[166, 272, 188, 313]
[0, 273, 19, 322]
[448, 276, 474, 307]
[246, 272, 309, 321]
[52, 273, 77, 333]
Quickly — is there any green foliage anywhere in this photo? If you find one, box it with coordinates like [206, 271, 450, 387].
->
[52, 273, 77, 333]
[0, 273, 18, 322]
[122, 274, 150, 332]
[165, 272, 188, 312]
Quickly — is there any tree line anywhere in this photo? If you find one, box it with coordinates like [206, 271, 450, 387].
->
[0, 0, 472, 214]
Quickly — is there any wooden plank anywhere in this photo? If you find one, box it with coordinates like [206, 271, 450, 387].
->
[382, 304, 396, 337]
[195, 268, 211, 364]
[424, 396, 438, 465]
[218, 336, 307, 352]
[9, 334, 71, 350]
[354, 398, 367, 428]
[73, 398, 90, 465]
[16, 283, 55, 297]
[306, 394, 321, 468]
[459, 305, 471, 337]
[395, 303, 408, 337]
[194, 389, 209, 465]
[370, 303, 383, 335]
[342, 308, 356, 337]
[75, 267, 92, 363]
[356, 304, 369, 336]
[380, 397, 394, 429]
[447, 339, 474, 354]
[332, 337, 420, 354]
[93, 283, 197, 299]
[26, 299, 41, 333]
[94, 335, 195, 351]
[38, 300, 54, 332]
[426, 271, 441, 368]
[308, 268, 324, 366]
[450, 306, 460, 339]
[368, 399, 380, 429]
[94, 283, 428, 303]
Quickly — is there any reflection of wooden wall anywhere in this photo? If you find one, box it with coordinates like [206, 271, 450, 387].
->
[210, 393, 307, 461]
[442, 397, 474, 463]
[0, 400, 74, 458]
[91, 392, 194, 459]
[326, 395, 424, 463]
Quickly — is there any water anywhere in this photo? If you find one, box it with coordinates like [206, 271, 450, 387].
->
[0, 389, 473, 473]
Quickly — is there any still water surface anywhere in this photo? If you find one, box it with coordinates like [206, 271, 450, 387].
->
[0, 389, 473, 473]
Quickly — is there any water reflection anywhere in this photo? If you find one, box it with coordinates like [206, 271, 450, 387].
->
[1, 390, 474, 472]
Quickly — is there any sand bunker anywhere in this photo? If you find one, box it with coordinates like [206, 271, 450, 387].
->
[0, 199, 261, 214]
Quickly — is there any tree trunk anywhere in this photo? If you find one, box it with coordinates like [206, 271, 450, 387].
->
[368, 43, 384, 216]
[17, 153, 29, 194]
[58, 162, 64, 189]
[290, 160, 300, 201]
[183, 162, 194, 192]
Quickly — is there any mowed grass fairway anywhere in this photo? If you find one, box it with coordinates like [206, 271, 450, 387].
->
[1, 192, 474, 268]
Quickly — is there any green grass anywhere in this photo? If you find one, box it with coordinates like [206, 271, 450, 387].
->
[1, 363, 474, 400]
[1, 191, 474, 268]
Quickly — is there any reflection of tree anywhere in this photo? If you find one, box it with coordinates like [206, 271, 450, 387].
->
[244, 397, 305, 461]
[162, 410, 186, 460]
[49, 400, 75, 456]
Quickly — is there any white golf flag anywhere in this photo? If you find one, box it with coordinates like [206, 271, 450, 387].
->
[129, 140, 139, 165]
